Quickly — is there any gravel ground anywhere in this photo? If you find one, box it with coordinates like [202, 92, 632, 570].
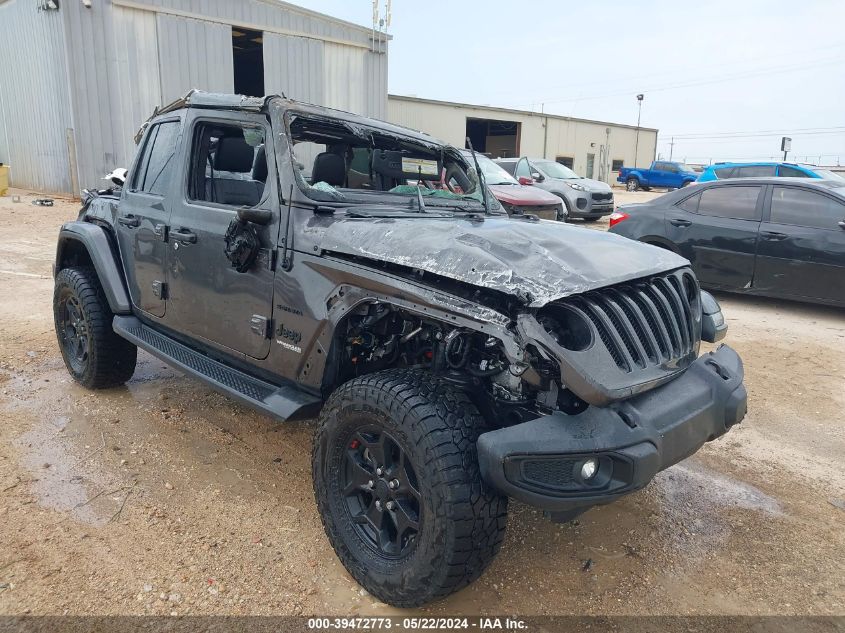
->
[0, 188, 842, 616]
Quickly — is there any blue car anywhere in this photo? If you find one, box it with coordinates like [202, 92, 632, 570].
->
[697, 162, 844, 182]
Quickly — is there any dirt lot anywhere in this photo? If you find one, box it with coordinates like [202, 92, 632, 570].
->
[0, 188, 842, 617]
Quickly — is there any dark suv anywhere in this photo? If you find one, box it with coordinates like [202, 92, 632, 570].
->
[53, 91, 747, 607]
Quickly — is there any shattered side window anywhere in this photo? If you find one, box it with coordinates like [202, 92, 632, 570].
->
[285, 112, 487, 208]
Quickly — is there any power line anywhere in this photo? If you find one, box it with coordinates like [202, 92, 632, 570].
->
[504, 56, 840, 109]
[659, 126, 845, 139]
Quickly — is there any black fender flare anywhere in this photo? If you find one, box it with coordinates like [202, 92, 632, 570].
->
[55, 222, 132, 314]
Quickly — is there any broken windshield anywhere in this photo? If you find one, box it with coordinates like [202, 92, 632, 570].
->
[285, 111, 492, 211]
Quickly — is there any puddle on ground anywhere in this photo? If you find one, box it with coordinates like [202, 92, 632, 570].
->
[6, 357, 179, 527]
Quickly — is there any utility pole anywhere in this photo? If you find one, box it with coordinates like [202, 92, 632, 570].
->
[669, 136, 675, 161]
[634, 94, 644, 168]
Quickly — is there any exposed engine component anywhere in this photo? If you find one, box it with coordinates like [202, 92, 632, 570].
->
[334, 302, 591, 420]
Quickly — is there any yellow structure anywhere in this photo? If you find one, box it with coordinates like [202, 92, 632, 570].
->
[0, 164, 9, 196]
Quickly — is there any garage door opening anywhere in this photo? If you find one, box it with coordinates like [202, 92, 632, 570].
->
[232, 28, 264, 97]
[465, 118, 520, 158]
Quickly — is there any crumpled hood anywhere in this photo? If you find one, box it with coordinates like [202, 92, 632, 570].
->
[319, 216, 689, 307]
[488, 184, 562, 206]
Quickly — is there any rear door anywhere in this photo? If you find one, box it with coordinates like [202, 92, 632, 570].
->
[165, 110, 279, 359]
[116, 117, 182, 318]
[665, 184, 764, 290]
[754, 184, 845, 304]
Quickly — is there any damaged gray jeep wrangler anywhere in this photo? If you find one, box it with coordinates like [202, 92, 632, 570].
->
[53, 92, 747, 607]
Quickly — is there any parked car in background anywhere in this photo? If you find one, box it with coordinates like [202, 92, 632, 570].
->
[458, 150, 564, 221]
[617, 161, 699, 191]
[608, 178, 845, 306]
[697, 162, 845, 182]
[496, 157, 614, 221]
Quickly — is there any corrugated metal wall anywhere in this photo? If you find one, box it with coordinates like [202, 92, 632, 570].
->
[0, 0, 74, 193]
[119, 0, 373, 47]
[111, 5, 162, 172]
[156, 14, 234, 103]
[323, 43, 365, 115]
[263, 33, 324, 104]
[0, 0, 388, 193]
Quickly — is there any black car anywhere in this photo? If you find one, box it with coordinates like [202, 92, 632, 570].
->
[609, 178, 845, 307]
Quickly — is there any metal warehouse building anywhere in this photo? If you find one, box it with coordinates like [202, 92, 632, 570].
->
[387, 95, 658, 185]
[0, 0, 388, 194]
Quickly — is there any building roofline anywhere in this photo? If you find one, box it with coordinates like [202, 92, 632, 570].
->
[260, 0, 393, 39]
[387, 94, 658, 133]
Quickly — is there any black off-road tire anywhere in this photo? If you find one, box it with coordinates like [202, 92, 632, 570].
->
[53, 267, 137, 389]
[312, 369, 508, 607]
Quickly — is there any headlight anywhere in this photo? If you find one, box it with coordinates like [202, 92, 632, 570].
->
[567, 182, 585, 191]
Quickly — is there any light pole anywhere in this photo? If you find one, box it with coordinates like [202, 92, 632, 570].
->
[634, 94, 644, 168]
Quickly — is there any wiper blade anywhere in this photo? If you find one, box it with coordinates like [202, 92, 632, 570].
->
[345, 209, 451, 219]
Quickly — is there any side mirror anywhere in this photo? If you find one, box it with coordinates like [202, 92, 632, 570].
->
[517, 176, 534, 186]
[238, 207, 273, 225]
[531, 172, 544, 182]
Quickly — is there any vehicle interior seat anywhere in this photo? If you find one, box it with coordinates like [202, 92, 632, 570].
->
[206, 136, 264, 206]
[312, 152, 346, 187]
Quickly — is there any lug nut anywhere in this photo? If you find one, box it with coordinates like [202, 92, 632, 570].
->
[385, 501, 395, 510]
[367, 480, 374, 489]
[375, 500, 382, 510]
[376, 467, 383, 476]
[388, 479, 399, 490]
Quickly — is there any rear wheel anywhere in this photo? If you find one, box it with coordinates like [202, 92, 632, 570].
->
[53, 267, 137, 388]
[626, 177, 640, 192]
[312, 369, 508, 607]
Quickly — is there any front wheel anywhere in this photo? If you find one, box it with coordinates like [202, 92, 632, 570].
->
[312, 369, 508, 607]
[53, 266, 137, 388]
[626, 177, 640, 192]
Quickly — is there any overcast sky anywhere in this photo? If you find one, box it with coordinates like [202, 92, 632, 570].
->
[294, 0, 845, 165]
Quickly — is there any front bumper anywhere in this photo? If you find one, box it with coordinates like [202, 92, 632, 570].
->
[572, 195, 614, 218]
[477, 344, 746, 521]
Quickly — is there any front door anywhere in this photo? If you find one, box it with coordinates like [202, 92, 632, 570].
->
[116, 118, 182, 318]
[666, 184, 764, 290]
[754, 184, 845, 304]
[165, 112, 279, 359]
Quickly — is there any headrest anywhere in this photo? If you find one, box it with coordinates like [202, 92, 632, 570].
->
[214, 136, 255, 172]
[312, 152, 345, 186]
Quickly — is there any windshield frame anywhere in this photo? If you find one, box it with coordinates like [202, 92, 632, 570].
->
[282, 108, 496, 212]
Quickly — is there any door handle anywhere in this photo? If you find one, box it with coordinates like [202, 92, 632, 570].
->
[838, 221, 845, 230]
[118, 215, 140, 228]
[761, 231, 787, 241]
[670, 218, 692, 227]
[171, 228, 197, 244]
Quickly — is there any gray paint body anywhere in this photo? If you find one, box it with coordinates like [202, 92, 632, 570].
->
[57, 93, 693, 410]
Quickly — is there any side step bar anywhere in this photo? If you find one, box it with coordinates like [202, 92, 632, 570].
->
[113, 316, 321, 421]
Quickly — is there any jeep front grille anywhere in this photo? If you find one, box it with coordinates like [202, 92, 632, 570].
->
[560, 270, 700, 373]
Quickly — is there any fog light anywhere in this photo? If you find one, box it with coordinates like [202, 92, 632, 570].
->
[580, 458, 598, 480]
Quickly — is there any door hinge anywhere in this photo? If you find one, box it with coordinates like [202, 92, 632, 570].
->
[250, 315, 272, 339]
[153, 223, 168, 241]
[152, 280, 168, 300]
